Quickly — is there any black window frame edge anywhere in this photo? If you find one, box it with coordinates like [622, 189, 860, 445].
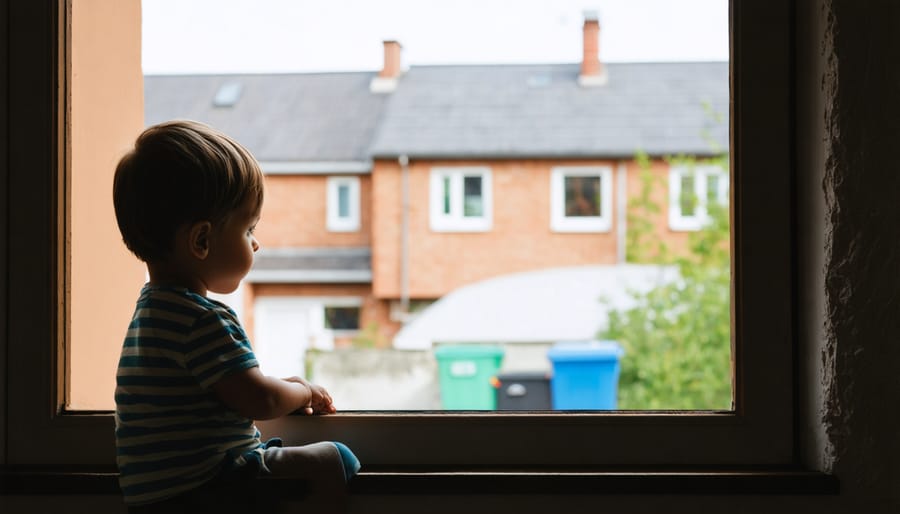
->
[0, 0, 838, 497]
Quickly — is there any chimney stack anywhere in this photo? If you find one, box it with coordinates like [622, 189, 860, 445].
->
[371, 40, 402, 93]
[380, 40, 402, 78]
[579, 11, 608, 87]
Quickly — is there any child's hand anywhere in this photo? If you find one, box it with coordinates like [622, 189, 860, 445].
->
[283, 376, 336, 415]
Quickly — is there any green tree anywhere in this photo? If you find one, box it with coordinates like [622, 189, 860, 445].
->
[601, 154, 732, 410]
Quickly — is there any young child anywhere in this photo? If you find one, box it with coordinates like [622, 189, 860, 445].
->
[112, 120, 360, 512]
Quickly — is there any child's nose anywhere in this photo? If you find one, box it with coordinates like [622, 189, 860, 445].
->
[251, 237, 260, 252]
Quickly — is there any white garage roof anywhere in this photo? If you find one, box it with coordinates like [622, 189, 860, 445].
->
[393, 264, 678, 349]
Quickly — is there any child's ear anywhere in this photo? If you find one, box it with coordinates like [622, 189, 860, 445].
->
[188, 221, 212, 260]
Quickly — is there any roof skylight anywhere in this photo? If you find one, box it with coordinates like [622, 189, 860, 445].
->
[213, 82, 243, 107]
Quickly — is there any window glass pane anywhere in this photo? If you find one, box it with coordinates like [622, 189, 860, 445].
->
[463, 176, 483, 217]
[71, 1, 730, 413]
[442, 176, 452, 215]
[706, 174, 720, 205]
[324, 307, 361, 330]
[337, 184, 350, 218]
[564, 176, 601, 217]
[680, 174, 697, 216]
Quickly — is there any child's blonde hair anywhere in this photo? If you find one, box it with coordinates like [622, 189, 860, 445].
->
[113, 120, 264, 263]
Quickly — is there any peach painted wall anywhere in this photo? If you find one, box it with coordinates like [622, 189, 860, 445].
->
[255, 174, 372, 248]
[69, 0, 146, 409]
[372, 159, 621, 299]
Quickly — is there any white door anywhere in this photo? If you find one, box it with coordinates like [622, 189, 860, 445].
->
[253, 297, 315, 378]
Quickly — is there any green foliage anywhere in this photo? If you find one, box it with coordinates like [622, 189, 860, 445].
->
[625, 151, 669, 263]
[602, 155, 732, 410]
[351, 321, 386, 349]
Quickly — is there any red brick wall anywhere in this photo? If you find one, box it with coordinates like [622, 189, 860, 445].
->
[372, 159, 620, 299]
[247, 159, 715, 344]
[255, 174, 372, 248]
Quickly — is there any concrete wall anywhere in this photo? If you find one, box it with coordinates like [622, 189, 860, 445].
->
[813, 0, 900, 510]
[310, 348, 442, 410]
[308, 343, 555, 410]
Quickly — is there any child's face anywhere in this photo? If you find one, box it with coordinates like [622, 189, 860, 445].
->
[202, 196, 261, 294]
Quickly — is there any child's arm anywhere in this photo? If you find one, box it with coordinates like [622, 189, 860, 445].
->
[211, 367, 334, 420]
[282, 375, 336, 415]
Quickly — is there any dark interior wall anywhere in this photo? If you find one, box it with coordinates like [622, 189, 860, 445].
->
[818, 0, 900, 510]
[795, 0, 831, 475]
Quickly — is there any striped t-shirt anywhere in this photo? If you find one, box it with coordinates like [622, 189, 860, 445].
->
[115, 284, 262, 505]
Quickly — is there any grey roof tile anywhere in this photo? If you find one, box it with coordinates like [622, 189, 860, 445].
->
[251, 247, 371, 272]
[144, 72, 388, 162]
[369, 62, 728, 158]
[144, 61, 728, 162]
[247, 247, 372, 282]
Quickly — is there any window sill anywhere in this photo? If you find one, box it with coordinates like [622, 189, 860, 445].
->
[1, 468, 839, 496]
[351, 468, 838, 495]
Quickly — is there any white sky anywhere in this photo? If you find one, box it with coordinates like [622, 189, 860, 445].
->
[142, 0, 728, 75]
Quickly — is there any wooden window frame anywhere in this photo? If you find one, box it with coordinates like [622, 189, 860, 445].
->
[3, 0, 799, 472]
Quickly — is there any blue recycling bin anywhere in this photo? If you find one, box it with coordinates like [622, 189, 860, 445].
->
[547, 340, 624, 410]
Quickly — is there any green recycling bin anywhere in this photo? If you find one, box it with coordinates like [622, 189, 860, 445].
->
[434, 345, 504, 410]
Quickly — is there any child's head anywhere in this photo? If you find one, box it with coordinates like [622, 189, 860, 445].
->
[113, 120, 264, 265]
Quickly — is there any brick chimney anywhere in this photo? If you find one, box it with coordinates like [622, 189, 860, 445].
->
[380, 40, 402, 78]
[578, 11, 608, 87]
[370, 40, 402, 93]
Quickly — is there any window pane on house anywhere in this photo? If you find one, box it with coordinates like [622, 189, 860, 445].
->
[707, 174, 720, 205]
[324, 306, 361, 331]
[463, 176, 483, 217]
[72, 1, 730, 412]
[564, 176, 601, 217]
[442, 176, 452, 215]
[680, 174, 697, 216]
[337, 184, 351, 218]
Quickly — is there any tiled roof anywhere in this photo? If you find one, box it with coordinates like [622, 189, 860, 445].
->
[144, 61, 728, 162]
[247, 247, 372, 283]
[370, 63, 728, 159]
[144, 72, 388, 162]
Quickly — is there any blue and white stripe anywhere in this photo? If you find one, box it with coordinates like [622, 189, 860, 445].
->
[115, 284, 261, 505]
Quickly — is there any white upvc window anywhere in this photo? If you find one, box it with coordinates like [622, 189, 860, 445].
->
[669, 165, 729, 231]
[326, 176, 361, 232]
[550, 166, 613, 233]
[429, 167, 492, 232]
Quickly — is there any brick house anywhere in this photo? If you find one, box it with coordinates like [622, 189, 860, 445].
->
[144, 15, 727, 376]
